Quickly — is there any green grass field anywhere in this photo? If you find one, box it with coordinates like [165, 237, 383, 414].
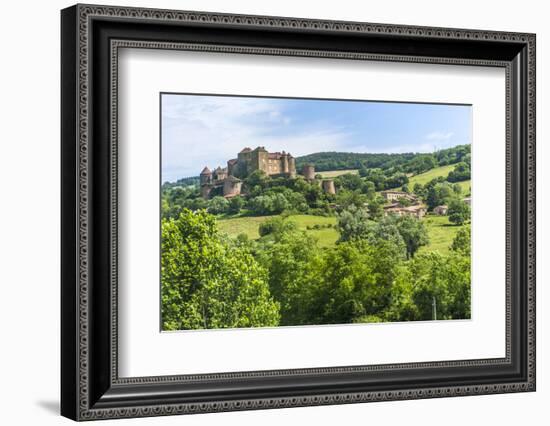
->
[418, 214, 465, 255]
[217, 214, 339, 248]
[318, 169, 359, 178]
[216, 216, 270, 240]
[408, 164, 455, 186]
[407, 165, 471, 195]
[217, 212, 465, 254]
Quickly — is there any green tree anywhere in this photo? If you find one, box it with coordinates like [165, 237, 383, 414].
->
[244, 169, 269, 188]
[335, 190, 367, 210]
[447, 161, 471, 182]
[248, 193, 291, 215]
[335, 173, 365, 191]
[227, 195, 244, 214]
[337, 205, 371, 242]
[272, 192, 291, 213]
[408, 252, 471, 320]
[363, 180, 376, 198]
[448, 199, 471, 225]
[412, 183, 424, 197]
[367, 196, 384, 220]
[386, 251, 471, 321]
[161, 209, 280, 330]
[451, 225, 471, 255]
[394, 215, 430, 258]
[426, 181, 454, 210]
[207, 196, 229, 215]
[258, 216, 297, 237]
[259, 229, 321, 325]
[407, 154, 437, 174]
[384, 172, 409, 189]
[311, 239, 403, 324]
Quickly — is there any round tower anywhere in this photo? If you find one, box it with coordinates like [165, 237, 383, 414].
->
[322, 179, 336, 195]
[288, 156, 296, 178]
[302, 164, 315, 181]
[200, 166, 212, 185]
[282, 151, 289, 174]
[201, 185, 213, 199]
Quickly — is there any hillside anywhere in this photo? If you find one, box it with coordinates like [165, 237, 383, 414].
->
[295, 151, 416, 172]
[407, 164, 471, 194]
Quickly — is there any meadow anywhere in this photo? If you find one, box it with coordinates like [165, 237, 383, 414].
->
[407, 164, 471, 194]
[218, 212, 464, 253]
[318, 169, 359, 178]
[418, 214, 464, 255]
[218, 214, 339, 248]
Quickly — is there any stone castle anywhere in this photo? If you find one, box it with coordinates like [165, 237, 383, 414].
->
[200, 146, 335, 199]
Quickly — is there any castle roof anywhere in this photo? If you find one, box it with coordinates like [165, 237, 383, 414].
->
[239, 147, 252, 153]
[215, 166, 224, 172]
[200, 166, 212, 175]
[227, 158, 238, 165]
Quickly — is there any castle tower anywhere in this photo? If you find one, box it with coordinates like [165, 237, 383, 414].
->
[201, 185, 213, 199]
[302, 164, 315, 181]
[288, 156, 296, 178]
[200, 166, 212, 185]
[223, 176, 242, 197]
[214, 166, 227, 181]
[322, 179, 336, 195]
[253, 146, 269, 174]
[282, 151, 289, 174]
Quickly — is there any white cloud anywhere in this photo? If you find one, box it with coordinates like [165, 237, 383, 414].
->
[425, 131, 454, 141]
[161, 95, 351, 181]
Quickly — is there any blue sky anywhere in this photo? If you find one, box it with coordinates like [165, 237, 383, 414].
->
[161, 93, 471, 182]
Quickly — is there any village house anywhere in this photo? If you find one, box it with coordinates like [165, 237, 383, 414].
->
[384, 203, 427, 219]
[380, 190, 418, 203]
[433, 205, 448, 215]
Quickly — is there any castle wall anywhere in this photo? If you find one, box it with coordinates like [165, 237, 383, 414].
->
[223, 180, 242, 197]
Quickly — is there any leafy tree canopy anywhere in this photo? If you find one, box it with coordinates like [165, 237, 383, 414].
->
[161, 209, 280, 330]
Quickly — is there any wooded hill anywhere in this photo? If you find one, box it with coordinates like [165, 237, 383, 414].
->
[295, 144, 470, 174]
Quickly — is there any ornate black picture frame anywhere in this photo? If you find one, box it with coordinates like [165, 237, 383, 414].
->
[61, 4, 536, 421]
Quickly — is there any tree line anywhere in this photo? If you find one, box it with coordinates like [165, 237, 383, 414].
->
[295, 144, 470, 173]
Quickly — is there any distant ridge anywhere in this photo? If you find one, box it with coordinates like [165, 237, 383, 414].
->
[295, 144, 470, 173]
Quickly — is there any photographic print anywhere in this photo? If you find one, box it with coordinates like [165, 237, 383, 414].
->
[160, 93, 472, 331]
